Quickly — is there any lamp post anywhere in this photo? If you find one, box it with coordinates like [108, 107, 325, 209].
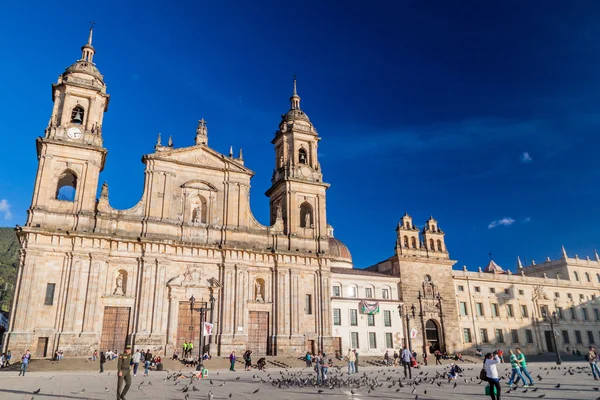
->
[189, 295, 196, 356]
[435, 293, 447, 352]
[543, 310, 562, 365]
[398, 303, 417, 352]
[190, 295, 214, 357]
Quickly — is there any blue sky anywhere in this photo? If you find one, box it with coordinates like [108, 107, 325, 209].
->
[1, 1, 600, 270]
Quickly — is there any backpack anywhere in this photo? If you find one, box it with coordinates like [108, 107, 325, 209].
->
[455, 365, 463, 374]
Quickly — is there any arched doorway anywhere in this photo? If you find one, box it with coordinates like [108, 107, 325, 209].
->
[426, 319, 441, 351]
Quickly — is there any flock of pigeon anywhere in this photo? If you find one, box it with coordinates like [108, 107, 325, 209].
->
[25, 363, 600, 399]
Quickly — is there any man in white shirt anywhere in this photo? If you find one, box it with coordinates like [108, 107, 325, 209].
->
[131, 349, 142, 376]
[400, 346, 412, 379]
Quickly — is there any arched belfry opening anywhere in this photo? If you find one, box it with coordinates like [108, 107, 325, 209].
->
[298, 147, 308, 165]
[71, 106, 84, 125]
[56, 170, 77, 202]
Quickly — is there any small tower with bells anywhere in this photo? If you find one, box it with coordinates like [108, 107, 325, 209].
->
[28, 24, 110, 231]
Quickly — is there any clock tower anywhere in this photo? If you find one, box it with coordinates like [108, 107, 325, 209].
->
[28, 25, 110, 231]
[265, 78, 329, 253]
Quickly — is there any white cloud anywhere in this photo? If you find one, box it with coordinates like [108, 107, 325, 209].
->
[488, 217, 515, 229]
[520, 152, 533, 163]
[0, 199, 12, 220]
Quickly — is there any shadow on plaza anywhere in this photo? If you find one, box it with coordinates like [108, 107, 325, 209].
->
[0, 388, 90, 399]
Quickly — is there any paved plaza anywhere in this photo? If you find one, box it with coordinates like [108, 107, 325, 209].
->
[2, 361, 600, 400]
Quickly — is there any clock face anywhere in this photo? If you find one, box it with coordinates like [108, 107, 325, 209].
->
[67, 127, 82, 139]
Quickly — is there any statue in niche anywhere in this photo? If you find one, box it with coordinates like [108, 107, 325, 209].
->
[305, 211, 311, 228]
[255, 280, 264, 303]
[113, 271, 125, 296]
[193, 204, 202, 223]
[279, 155, 284, 168]
[275, 202, 282, 219]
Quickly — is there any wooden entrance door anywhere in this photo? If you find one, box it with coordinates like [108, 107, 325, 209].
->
[100, 307, 130, 351]
[333, 337, 342, 356]
[177, 302, 201, 355]
[544, 330, 555, 352]
[248, 311, 269, 356]
[36, 337, 48, 358]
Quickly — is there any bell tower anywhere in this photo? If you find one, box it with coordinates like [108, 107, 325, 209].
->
[28, 25, 109, 231]
[265, 77, 329, 252]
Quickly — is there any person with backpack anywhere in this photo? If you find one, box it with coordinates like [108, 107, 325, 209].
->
[448, 363, 460, 380]
[588, 346, 600, 380]
[506, 349, 527, 387]
[483, 352, 501, 400]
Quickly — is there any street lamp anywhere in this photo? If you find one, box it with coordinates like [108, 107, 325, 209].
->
[189, 295, 214, 358]
[398, 303, 417, 352]
[542, 310, 562, 365]
[435, 293, 447, 352]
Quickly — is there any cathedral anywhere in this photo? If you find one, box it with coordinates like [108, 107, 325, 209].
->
[6, 28, 600, 359]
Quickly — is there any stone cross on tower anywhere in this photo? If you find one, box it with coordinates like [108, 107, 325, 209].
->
[195, 118, 208, 145]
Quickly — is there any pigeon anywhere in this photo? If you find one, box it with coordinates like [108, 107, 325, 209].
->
[208, 391, 214, 400]
[253, 388, 260, 394]
[555, 384, 561, 389]
[229, 394, 232, 398]
[33, 389, 40, 394]
[184, 395, 189, 400]
[537, 395, 546, 399]
[105, 387, 110, 393]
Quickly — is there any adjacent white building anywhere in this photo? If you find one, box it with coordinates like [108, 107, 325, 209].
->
[330, 267, 403, 356]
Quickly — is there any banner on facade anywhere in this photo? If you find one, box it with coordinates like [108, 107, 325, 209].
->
[410, 328, 418, 339]
[361, 301, 380, 314]
[203, 322, 214, 336]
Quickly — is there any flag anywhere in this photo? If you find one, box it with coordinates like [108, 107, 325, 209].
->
[203, 322, 214, 336]
[410, 328, 418, 339]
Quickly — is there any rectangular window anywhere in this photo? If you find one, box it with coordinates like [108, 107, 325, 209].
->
[571, 308, 577, 320]
[474, 286, 481, 293]
[525, 329, 534, 344]
[365, 288, 373, 298]
[306, 294, 312, 315]
[490, 287, 496, 294]
[491, 303, 500, 317]
[384, 310, 392, 327]
[348, 286, 357, 298]
[476, 302, 484, 316]
[575, 330, 583, 344]
[332, 286, 341, 297]
[44, 283, 56, 306]
[495, 329, 504, 343]
[385, 332, 393, 349]
[520, 305, 529, 318]
[519, 289, 524, 296]
[562, 330, 570, 344]
[367, 314, 375, 326]
[333, 308, 341, 325]
[580, 294, 585, 300]
[459, 301, 468, 316]
[567, 293, 573, 300]
[351, 332, 359, 349]
[507, 304, 514, 318]
[511, 329, 519, 343]
[382, 289, 389, 299]
[463, 328, 472, 343]
[369, 332, 377, 349]
[583, 308, 589, 321]
[595, 309, 600, 321]
[350, 309, 358, 326]
[480, 328, 489, 343]
[588, 331, 595, 344]
[458, 285, 465, 292]
[540, 305, 549, 318]
[504, 288, 510, 295]
[555, 292, 560, 298]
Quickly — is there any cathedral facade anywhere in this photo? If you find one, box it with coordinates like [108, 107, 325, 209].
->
[4, 28, 359, 358]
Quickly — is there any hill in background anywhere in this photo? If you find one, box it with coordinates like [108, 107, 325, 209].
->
[0, 227, 18, 312]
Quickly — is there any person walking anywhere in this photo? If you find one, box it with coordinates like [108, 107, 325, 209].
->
[144, 349, 152, 376]
[588, 346, 600, 380]
[514, 348, 534, 386]
[484, 352, 501, 400]
[183, 341, 188, 358]
[435, 350, 442, 365]
[384, 350, 390, 366]
[99, 351, 106, 373]
[244, 350, 253, 371]
[117, 346, 133, 400]
[506, 349, 526, 387]
[346, 349, 356, 375]
[400, 346, 412, 379]
[354, 349, 359, 373]
[229, 351, 236, 371]
[305, 352, 312, 368]
[18, 350, 31, 376]
[131, 349, 141, 376]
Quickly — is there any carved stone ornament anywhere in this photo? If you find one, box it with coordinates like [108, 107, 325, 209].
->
[532, 285, 549, 300]
[167, 265, 219, 288]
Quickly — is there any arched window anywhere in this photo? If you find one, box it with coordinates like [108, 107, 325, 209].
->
[429, 239, 435, 251]
[586, 272, 591, 282]
[437, 239, 443, 251]
[411, 237, 417, 249]
[298, 148, 308, 164]
[403, 236, 409, 248]
[71, 106, 84, 124]
[192, 195, 208, 224]
[597, 273, 600, 284]
[300, 202, 313, 228]
[574, 271, 580, 281]
[56, 170, 77, 201]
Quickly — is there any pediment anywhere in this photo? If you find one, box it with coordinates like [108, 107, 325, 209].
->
[148, 145, 253, 175]
[181, 179, 218, 191]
